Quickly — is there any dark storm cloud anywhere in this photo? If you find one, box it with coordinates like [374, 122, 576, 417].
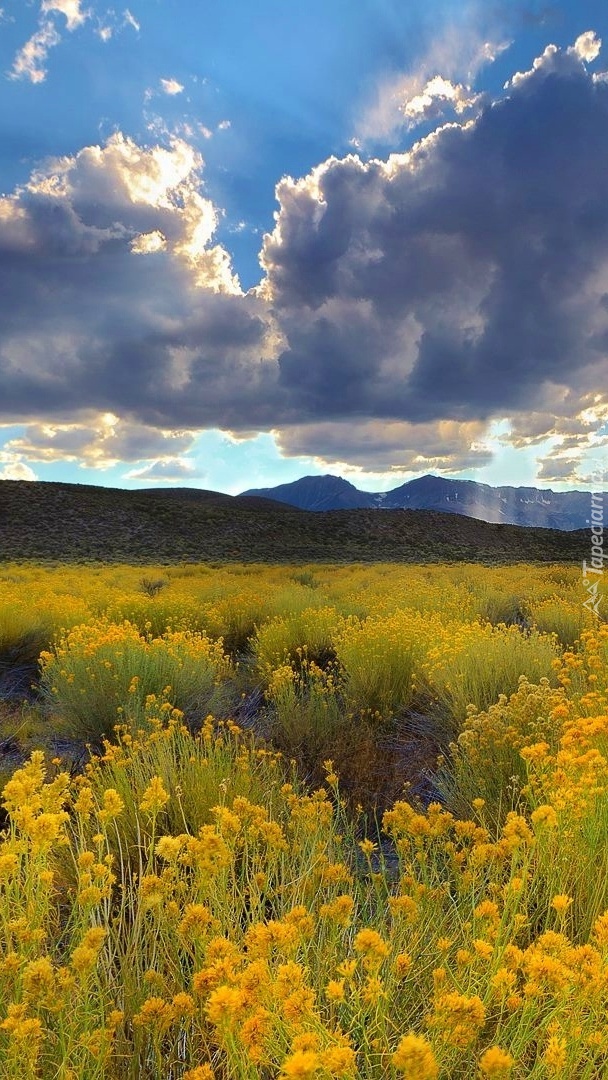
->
[276, 419, 493, 473]
[0, 41, 607, 473]
[7, 419, 196, 465]
[0, 134, 280, 429]
[537, 455, 582, 482]
[262, 40, 608, 438]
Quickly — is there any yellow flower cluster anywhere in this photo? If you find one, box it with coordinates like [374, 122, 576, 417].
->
[0, 559, 605, 1077]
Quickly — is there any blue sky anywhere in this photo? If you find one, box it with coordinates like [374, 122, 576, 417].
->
[0, 0, 607, 493]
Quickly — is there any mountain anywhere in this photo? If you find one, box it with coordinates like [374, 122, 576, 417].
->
[0, 479, 586, 564]
[239, 475, 377, 511]
[242, 473, 603, 530]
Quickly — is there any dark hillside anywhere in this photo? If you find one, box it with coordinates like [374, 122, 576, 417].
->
[0, 479, 587, 564]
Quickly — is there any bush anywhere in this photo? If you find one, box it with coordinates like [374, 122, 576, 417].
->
[40, 619, 232, 742]
[438, 676, 571, 826]
[424, 621, 560, 726]
[334, 610, 440, 719]
[253, 607, 341, 675]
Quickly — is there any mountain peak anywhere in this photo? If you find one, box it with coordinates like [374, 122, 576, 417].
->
[242, 473, 374, 511]
[240, 473, 603, 529]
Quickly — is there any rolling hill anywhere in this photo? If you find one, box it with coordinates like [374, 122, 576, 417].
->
[0, 479, 588, 564]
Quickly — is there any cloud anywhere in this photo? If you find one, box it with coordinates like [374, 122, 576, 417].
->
[160, 78, 185, 96]
[10, 20, 61, 83]
[11, 0, 89, 83]
[0, 131, 276, 434]
[125, 458, 205, 482]
[131, 230, 167, 254]
[41, 0, 87, 31]
[355, 17, 509, 143]
[96, 8, 141, 42]
[259, 35, 608, 469]
[5, 416, 197, 468]
[505, 396, 608, 449]
[573, 30, 602, 63]
[0, 458, 38, 481]
[275, 419, 493, 474]
[123, 8, 140, 32]
[536, 455, 584, 483]
[2, 36, 608, 483]
[402, 76, 482, 125]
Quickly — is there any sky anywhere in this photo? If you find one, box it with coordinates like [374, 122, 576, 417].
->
[0, 0, 607, 494]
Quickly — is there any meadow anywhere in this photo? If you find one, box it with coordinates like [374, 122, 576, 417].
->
[0, 560, 607, 1078]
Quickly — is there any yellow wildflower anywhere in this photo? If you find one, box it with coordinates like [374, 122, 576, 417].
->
[22, 957, 55, 1000]
[132, 997, 173, 1033]
[543, 1035, 567, 1074]
[326, 979, 346, 1002]
[205, 985, 245, 1026]
[479, 1046, 515, 1076]
[98, 789, 124, 823]
[353, 928, 390, 966]
[139, 775, 170, 814]
[183, 1066, 214, 1080]
[280, 1050, 320, 1079]
[551, 894, 573, 915]
[319, 895, 355, 926]
[431, 991, 486, 1047]
[321, 1046, 357, 1075]
[282, 986, 316, 1023]
[178, 903, 217, 939]
[530, 804, 558, 829]
[392, 1033, 438, 1079]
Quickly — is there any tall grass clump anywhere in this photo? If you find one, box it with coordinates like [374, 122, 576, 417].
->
[264, 658, 346, 772]
[39, 619, 232, 742]
[253, 607, 341, 675]
[424, 621, 560, 727]
[472, 584, 525, 627]
[0, 589, 91, 683]
[334, 611, 439, 719]
[526, 596, 590, 647]
[438, 676, 572, 827]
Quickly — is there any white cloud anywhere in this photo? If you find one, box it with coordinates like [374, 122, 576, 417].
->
[41, 0, 87, 31]
[160, 77, 185, 96]
[97, 9, 140, 42]
[0, 454, 38, 480]
[572, 30, 601, 63]
[131, 230, 166, 254]
[508, 32, 601, 93]
[19, 131, 241, 290]
[125, 458, 204, 482]
[11, 0, 89, 83]
[402, 76, 482, 124]
[217, 119, 231, 131]
[123, 8, 140, 32]
[355, 20, 510, 142]
[10, 20, 61, 83]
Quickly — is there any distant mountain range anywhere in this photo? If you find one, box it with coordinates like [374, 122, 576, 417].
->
[242, 473, 604, 531]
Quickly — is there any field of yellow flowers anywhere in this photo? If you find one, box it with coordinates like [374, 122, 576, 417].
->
[0, 560, 607, 1078]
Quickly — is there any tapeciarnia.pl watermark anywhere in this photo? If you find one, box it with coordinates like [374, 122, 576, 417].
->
[582, 465, 606, 617]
